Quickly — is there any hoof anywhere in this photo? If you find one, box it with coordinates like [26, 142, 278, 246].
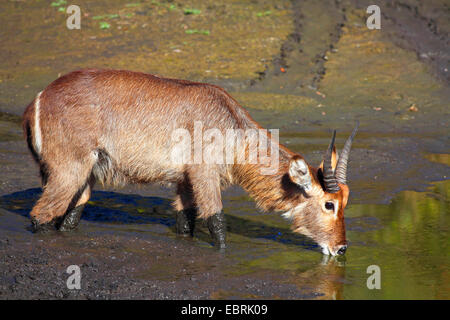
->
[207, 210, 226, 249]
[57, 205, 84, 231]
[176, 208, 196, 237]
[31, 217, 56, 234]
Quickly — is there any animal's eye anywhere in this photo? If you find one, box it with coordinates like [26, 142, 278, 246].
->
[325, 202, 334, 211]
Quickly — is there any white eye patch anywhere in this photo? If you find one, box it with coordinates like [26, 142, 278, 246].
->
[333, 201, 339, 216]
[324, 200, 339, 217]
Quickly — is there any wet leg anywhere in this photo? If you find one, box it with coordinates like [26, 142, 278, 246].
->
[174, 177, 197, 236]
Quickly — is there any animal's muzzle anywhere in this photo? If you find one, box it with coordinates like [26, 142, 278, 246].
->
[336, 244, 348, 255]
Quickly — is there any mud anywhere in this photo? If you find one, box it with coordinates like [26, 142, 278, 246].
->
[351, 0, 449, 83]
[0, 0, 449, 299]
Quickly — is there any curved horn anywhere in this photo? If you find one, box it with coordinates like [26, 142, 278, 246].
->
[323, 130, 340, 193]
[335, 122, 359, 185]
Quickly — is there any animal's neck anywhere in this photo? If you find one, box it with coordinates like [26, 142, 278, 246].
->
[232, 153, 294, 212]
[226, 110, 301, 212]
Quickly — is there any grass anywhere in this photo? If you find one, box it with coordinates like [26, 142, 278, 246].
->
[93, 14, 120, 20]
[125, 3, 141, 8]
[256, 11, 272, 17]
[185, 29, 210, 35]
[50, 0, 67, 7]
[184, 8, 201, 15]
[99, 21, 111, 29]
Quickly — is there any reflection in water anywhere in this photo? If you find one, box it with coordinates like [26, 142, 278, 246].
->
[343, 180, 449, 299]
[220, 180, 449, 299]
[292, 255, 346, 300]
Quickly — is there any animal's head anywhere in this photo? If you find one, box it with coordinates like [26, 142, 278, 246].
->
[283, 125, 358, 256]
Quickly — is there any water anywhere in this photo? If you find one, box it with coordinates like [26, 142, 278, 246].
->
[222, 180, 449, 299]
[0, 179, 448, 299]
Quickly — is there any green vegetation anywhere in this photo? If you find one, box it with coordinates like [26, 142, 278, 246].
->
[184, 8, 201, 15]
[50, 0, 67, 7]
[256, 10, 272, 17]
[93, 14, 120, 20]
[185, 29, 210, 35]
[125, 3, 141, 7]
[99, 21, 111, 29]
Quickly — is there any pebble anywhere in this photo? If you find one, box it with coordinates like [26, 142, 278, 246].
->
[409, 104, 418, 112]
[315, 91, 326, 98]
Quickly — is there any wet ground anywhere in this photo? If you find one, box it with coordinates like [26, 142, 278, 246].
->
[0, 0, 449, 299]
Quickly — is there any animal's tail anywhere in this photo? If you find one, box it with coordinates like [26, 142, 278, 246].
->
[22, 91, 43, 163]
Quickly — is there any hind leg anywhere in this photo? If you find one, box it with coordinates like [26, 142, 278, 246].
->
[57, 177, 95, 231]
[174, 176, 197, 236]
[31, 159, 94, 233]
[57, 205, 84, 231]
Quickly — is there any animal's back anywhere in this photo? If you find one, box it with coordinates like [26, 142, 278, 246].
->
[29, 69, 258, 185]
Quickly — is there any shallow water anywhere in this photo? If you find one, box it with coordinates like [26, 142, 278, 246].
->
[0, 178, 448, 299]
[212, 180, 449, 299]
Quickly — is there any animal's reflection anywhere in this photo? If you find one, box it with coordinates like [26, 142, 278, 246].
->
[293, 255, 346, 300]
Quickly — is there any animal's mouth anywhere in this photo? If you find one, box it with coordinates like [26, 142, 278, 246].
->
[321, 245, 336, 256]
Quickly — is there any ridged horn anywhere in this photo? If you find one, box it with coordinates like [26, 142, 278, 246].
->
[335, 122, 359, 185]
[323, 130, 340, 193]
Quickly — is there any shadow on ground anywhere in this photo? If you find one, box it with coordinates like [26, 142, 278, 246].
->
[0, 188, 319, 252]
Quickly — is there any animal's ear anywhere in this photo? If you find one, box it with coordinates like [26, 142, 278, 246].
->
[289, 155, 312, 191]
[319, 146, 338, 171]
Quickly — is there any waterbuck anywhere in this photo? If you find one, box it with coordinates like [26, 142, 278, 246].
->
[22, 69, 357, 255]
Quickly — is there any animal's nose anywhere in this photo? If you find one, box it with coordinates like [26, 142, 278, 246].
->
[336, 245, 347, 255]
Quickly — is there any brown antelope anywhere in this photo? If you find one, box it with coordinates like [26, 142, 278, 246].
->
[22, 69, 357, 255]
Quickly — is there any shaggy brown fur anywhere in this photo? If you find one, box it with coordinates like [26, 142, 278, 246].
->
[23, 69, 351, 255]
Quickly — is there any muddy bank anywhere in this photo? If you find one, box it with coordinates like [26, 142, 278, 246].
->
[1, 221, 311, 300]
[351, 0, 449, 83]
